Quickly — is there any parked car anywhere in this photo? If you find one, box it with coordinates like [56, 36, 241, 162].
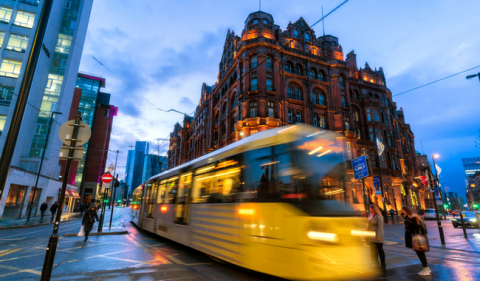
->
[423, 209, 437, 220]
[452, 211, 480, 228]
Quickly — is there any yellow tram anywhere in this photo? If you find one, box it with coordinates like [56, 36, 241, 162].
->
[136, 124, 375, 280]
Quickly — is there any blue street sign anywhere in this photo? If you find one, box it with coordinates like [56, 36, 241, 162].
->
[373, 176, 382, 195]
[352, 155, 369, 180]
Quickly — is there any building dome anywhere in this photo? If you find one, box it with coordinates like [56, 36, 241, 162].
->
[244, 11, 274, 26]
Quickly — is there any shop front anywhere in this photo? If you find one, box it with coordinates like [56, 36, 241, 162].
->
[63, 188, 80, 213]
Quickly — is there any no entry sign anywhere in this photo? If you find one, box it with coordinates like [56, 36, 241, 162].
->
[101, 174, 113, 184]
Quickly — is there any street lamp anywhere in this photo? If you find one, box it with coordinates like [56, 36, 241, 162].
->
[466, 73, 480, 81]
[432, 154, 446, 245]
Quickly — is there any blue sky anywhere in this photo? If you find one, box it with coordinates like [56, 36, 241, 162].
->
[78, 0, 480, 199]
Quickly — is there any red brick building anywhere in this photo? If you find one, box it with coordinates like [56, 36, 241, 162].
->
[167, 11, 420, 212]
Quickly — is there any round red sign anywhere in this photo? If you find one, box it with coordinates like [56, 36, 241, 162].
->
[101, 174, 113, 184]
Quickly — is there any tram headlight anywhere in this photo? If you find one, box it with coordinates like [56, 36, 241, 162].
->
[350, 230, 375, 237]
[307, 231, 339, 242]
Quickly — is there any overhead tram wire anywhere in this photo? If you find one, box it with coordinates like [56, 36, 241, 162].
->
[393, 64, 480, 97]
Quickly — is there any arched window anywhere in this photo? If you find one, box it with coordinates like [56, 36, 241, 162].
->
[287, 87, 292, 98]
[267, 101, 274, 117]
[351, 91, 358, 100]
[305, 32, 310, 41]
[253, 19, 258, 24]
[309, 69, 316, 79]
[266, 57, 272, 68]
[294, 88, 301, 100]
[370, 150, 376, 168]
[285, 63, 292, 73]
[318, 92, 325, 105]
[318, 71, 324, 81]
[339, 75, 344, 86]
[262, 19, 268, 24]
[249, 101, 257, 117]
[250, 55, 257, 68]
[294, 29, 299, 38]
[295, 66, 301, 75]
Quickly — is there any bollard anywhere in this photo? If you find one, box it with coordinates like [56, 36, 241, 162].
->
[459, 211, 468, 239]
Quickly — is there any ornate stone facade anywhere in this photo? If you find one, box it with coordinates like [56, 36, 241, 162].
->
[167, 11, 421, 212]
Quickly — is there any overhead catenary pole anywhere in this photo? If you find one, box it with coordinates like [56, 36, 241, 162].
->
[432, 154, 446, 245]
[26, 111, 62, 222]
[0, 0, 54, 200]
[41, 112, 83, 280]
[372, 122, 388, 223]
[108, 150, 119, 230]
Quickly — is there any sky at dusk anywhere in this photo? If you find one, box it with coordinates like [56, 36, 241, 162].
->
[78, 0, 480, 200]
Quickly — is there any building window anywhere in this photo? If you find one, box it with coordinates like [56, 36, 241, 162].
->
[266, 57, 272, 68]
[354, 109, 359, 121]
[351, 91, 358, 100]
[293, 88, 302, 100]
[266, 78, 272, 91]
[288, 109, 293, 123]
[369, 128, 374, 141]
[367, 109, 371, 121]
[253, 19, 258, 24]
[19, 0, 39, 5]
[251, 130, 258, 135]
[0, 86, 13, 105]
[318, 71, 324, 81]
[319, 114, 325, 128]
[373, 110, 380, 122]
[294, 29, 299, 38]
[0, 59, 22, 78]
[0, 31, 5, 48]
[14, 10, 35, 28]
[294, 66, 301, 75]
[6, 34, 29, 53]
[287, 87, 292, 97]
[296, 111, 302, 123]
[0, 6, 12, 24]
[0, 115, 6, 135]
[344, 116, 349, 130]
[339, 76, 344, 86]
[370, 151, 376, 168]
[251, 78, 257, 91]
[250, 55, 257, 68]
[267, 101, 274, 117]
[341, 95, 347, 107]
[346, 142, 352, 160]
[391, 154, 396, 170]
[387, 133, 392, 146]
[313, 113, 318, 127]
[384, 114, 389, 126]
[356, 128, 361, 139]
[104, 108, 110, 117]
[285, 63, 292, 73]
[305, 32, 310, 41]
[262, 19, 268, 24]
[309, 69, 316, 79]
[249, 101, 257, 117]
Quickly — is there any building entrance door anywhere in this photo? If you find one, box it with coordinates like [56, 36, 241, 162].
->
[3, 184, 28, 219]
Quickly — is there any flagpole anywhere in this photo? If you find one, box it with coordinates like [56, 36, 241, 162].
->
[372, 122, 388, 223]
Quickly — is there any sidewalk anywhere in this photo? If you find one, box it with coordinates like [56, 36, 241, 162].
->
[0, 211, 85, 229]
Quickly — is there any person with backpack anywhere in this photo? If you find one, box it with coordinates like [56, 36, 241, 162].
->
[40, 202, 48, 221]
[82, 206, 99, 242]
[50, 202, 58, 222]
[389, 208, 395, 223]
[400, 206, 431, 275]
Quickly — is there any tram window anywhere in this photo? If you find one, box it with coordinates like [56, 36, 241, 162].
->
[192, 161, 242, 203]
[156, 176, 178, 204]
[175, 173, 192, 224]
[145, 183, 154, 218]
[157, 180, 167, 204]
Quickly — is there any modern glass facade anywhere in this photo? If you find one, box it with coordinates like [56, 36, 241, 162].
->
[30, 0, 82, 157]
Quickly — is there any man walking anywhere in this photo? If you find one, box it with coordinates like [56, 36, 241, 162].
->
[389, 208, 395, 223]
[50, 201, 58, 222]
[80, 203, 85, 215]
[40, 202, 48, 221]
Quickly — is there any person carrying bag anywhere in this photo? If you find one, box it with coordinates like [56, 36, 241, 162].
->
[366, 204, 386, 275]
[400, 206, 431, 276]
[81, 206, 99, 242]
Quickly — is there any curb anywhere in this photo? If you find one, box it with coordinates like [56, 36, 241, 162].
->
[64, 230, 128, 237]
[0, 216, 83, 230]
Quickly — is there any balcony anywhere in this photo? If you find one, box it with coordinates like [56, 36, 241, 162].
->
[266, 117, 281, 127]
[245, 117, 260, 126]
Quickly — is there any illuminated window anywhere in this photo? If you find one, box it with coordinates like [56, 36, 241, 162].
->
[192, 162, 241, 203]
[346, 142, 352, 160]
[0, 59, 22, 78]
[319, 114, 325, 128]
[356, 128, 361, 139]
[344, 116, 349, 130]
[0, 115, 6, 135]
[250, 55, 257, 68]
[267, 101, 274, 117]
[0, 86, 13, 105]
[14, 10, 35, 28]
[6, 34, 29, 52]
[0, 31, 4, 48]
[251, 130, 258, 135]
[0, 6, 12, 24]
[354, 109, 359, 121]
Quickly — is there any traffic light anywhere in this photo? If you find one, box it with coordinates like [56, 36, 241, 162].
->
[103, 199, 109, 203]
[443, 204, 448, 208]
[475, 204, 479, 209]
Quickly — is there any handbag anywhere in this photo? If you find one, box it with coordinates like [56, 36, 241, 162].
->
[88, 212, 94, 224]
[412, 234, 430, 252]
[78, 225, 85, 237]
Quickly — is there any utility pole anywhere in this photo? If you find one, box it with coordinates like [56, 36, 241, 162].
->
[432, 154, 446, 245]
[0, 0, 54, 200]
[107, 150, 119, 230]
[26, 111, 62, 222]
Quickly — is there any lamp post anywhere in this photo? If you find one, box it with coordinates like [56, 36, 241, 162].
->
[432, 154, 446, 245]
[466, 73, 480, 81]
[372, 122, 388, 223]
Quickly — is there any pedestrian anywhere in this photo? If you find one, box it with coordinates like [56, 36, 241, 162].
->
[366, 204, 386, 275]
[64, 202, 68, 212]
[40, 202, 48, 221]
[80, 203, 85, 215]
[400, 206, 431, 276]
[50, 201, 58, 222]
[82, 206, 99, 242]
[389, 208, 395, 222]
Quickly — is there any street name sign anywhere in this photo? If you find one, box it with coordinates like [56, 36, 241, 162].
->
[352, 155, 369, 180]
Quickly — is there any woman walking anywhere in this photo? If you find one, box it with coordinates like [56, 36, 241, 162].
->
[366, 204, 386, 275]
[82, 205, 99, 242]
[400, 206, 431, 275]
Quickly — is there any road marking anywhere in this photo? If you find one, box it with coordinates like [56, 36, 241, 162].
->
[67, 250, 130, 263]
[0, 248, 23, 257]
[0, 264, 42, 277]
[126, 235, 170, 264]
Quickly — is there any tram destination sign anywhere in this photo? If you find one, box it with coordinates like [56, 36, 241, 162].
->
[352, 155, 369, 180]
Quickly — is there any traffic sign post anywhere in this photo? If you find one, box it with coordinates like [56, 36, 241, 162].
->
[97, 174, 112, 233]
[352, 155, 369, 216]
[42, 112, 91, 280]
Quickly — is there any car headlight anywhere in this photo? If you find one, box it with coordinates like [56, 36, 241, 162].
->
[308, 231, 339, 242]
[469, 218, 477, 222]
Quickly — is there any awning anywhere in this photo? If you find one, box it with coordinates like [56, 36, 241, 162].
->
[65, 190, 80, 198]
